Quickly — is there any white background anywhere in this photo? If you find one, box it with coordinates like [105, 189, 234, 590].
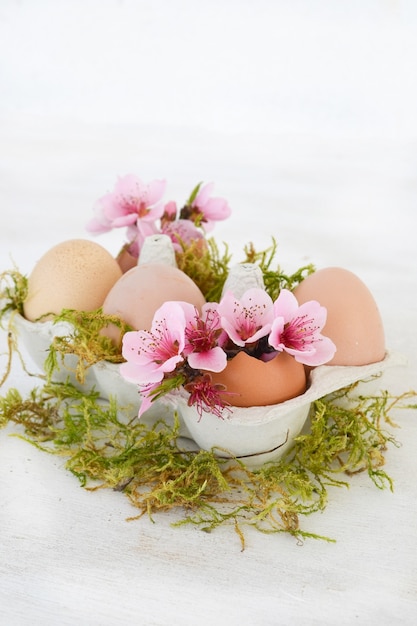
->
[1, 1, 417, 625]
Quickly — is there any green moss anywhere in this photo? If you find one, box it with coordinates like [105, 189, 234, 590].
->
[0, 268, 28, 319]
[1, 371, 414, 548]
[44, 308, 132, 384]
[0, 271, 29, 387]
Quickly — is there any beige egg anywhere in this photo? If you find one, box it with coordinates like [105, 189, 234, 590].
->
[102, 263, 206, 345]
[293, 267, 385, 366]
[23, 239, 123, 322]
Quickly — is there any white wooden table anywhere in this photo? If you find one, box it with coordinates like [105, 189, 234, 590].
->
[1, 3, 416, 624]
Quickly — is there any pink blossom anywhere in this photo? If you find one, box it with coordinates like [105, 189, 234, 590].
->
[120, 301, 187, 411]
[134, 382, 161, 417]
[268, 289, 336, 366]
[190, 182, 231, 231]
[86, 174, 166, 242]
[163, 200, 178, 219]
[217, 288, 275, 347]
[181, 303, 227, 372]
[161, 218, 205, 251]
[184, 374, 231, 420]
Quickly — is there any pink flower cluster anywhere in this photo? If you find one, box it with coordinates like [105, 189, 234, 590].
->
[86, 175, 231, 258]
[120, 287, 336, 418]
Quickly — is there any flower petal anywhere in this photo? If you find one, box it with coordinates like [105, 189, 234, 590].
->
[119, 360, 164, 385]
[187, 346, 227, 373]
[193, 182, 214, 207]
[85, 216, 112, 234]
[114, 173, 144, 198]
[291, 336, 337, 366]
[273, 289, 299, 323]
[138, 383, 160, 417]
[201, 197, 232, 221]
[268, 316, 285, 351]
[146, 178, 167, 206]
[112, 214, 139, 227]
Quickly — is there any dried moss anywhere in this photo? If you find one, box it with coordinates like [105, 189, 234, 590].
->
[43, 308, 132, 384]
[0, 270, 30, 387]
[1, 372, 414, 548]
[0, 267, 28, 318]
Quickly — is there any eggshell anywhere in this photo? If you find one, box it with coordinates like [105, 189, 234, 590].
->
[116, 245, 137, 273]
[293, 267, 385, 366]
[102, 263, 206, 344]
[23, 239, 123, 322]
[209, 351, 306, 407]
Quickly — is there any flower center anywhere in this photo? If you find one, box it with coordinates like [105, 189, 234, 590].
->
[185, 309, 220, 352]
[236, 302, 267, 341]
[282, 314, 319, 350]
[140, 319, 181, 363]
[122, 194, 150, 218]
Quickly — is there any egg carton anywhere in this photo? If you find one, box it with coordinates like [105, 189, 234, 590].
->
[11, 311, 406, 467]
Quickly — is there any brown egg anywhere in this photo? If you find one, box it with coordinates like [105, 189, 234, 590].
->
[209, 351, 306, 407]
[23, 239, 123, 322]
[102, 263, 206, 344]
[293, 267, 385, 366]
[116, 245, 137, 273]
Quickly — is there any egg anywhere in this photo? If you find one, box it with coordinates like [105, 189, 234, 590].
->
[209, 351, 306, 407]
[293, 267, 385, 366]
[102, 263, 206, 345]
[23, 239, 123, 322]
[115, 245, 137, 273]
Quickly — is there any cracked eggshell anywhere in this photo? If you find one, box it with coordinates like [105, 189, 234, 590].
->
[23, 239, 123, 322]
[209, 351, 307, 407]
[293, 267, 385, 366]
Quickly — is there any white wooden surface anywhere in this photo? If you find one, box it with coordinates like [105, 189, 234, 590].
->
[1, 2, 417, 625]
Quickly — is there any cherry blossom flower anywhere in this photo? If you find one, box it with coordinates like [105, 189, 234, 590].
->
[217, 288, 275, 347]
[184, 374, 231, 420]
[181, 182, 231, 231]
[268, 289, 336, 366]
[86, 177, 233, 264]
[181, 303, 227, 372]
[161, 218, 205, 251]
[86, 174, 166, 249]
[162, 200, 178, 220]
[120, 301, 187, 387]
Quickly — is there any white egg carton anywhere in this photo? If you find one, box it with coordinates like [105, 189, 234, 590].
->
[11, 311, 406, 466]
